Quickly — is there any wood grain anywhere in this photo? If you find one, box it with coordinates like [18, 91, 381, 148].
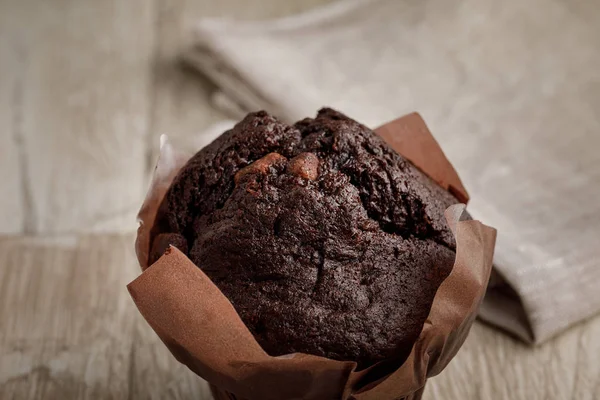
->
[0, 234, 138, 399]
[427, 319, 600, 400]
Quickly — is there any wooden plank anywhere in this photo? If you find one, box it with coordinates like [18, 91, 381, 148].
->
[426, 318, 600, 400]
[0, 0, 155, 234]
[0, 234, 138, 399]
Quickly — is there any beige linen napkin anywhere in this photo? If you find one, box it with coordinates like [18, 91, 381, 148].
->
[185, 0, 600, 343]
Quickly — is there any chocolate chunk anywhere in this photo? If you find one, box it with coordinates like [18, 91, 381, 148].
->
[234, 152, 288, 184]
[287, 152, 319, 180]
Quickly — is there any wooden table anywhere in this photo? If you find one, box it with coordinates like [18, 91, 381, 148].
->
[1, 0, 599, 399]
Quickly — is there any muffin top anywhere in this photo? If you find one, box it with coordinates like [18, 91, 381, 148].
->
[151, 108, 459, 368]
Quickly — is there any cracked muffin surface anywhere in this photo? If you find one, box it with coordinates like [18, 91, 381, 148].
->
[150, 108, 460, 368]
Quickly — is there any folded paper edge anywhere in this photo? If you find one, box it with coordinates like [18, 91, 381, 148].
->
[352, 206, 496, 398]
[135, 135, 191, 270]
[374, 113, 469, 203]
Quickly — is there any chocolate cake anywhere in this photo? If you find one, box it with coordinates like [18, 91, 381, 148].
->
[150, 108, 460, 368]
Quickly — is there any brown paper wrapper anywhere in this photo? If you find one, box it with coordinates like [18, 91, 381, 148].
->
[129, 113, 496, 400]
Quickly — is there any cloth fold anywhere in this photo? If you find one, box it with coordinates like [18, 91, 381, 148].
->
[186, 0, 600, 343]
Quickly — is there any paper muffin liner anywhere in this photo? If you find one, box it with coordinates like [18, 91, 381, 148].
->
[129, 113, 496, 400]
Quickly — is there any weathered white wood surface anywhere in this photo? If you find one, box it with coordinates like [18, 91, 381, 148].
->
[0, 235, 138, 399]
[0, 0, 599, 399]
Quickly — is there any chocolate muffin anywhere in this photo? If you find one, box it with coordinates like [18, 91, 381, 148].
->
[150, 108, 460, 368]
